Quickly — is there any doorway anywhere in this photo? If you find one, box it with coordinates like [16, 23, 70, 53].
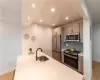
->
[92, 24, 100, 80]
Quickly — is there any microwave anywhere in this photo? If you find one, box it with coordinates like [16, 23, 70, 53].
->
[66, 33, 80, 41]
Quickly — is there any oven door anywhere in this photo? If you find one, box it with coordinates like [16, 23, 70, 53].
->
[64, 54, 78, 69]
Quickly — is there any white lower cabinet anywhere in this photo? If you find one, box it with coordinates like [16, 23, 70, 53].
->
[78, 52, 83, 74]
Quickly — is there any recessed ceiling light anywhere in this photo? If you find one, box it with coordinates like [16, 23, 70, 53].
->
[40, 20, 42, 22]
[53, 24, 55, 26]
[32, 4, 35, 8]
[51, 8, 55, 12]
[65, 17, 68, 20]
[28, 17, 30, 20]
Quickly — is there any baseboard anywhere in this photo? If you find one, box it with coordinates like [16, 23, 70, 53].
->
[93, 60, 100, 63]
[83, 76, 92, 80]
[0, 67, 16, 76]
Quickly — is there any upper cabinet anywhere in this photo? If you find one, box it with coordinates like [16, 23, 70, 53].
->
[80, 22, 83, 43]
[53, 27, 61, 35]
[64, 21, 83, 43]
[64, 23, 80, 34]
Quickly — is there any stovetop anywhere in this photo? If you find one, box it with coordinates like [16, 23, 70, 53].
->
[64, 49, 81, 57]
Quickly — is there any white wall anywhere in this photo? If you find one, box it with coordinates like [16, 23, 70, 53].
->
[22, 24, 52, 57]
[81, 0, 92, 80]
[92, 24, 100, 62]
[0, 0, 22, 75]
[83, 19, 92, 80]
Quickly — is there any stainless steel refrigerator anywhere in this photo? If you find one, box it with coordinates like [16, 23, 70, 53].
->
[52, 32, 61, 53]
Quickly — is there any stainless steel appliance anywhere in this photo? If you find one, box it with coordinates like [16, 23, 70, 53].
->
[52, 32, 61, 53]
[66, 33, 80, 41]
[64, 49, 80, 69]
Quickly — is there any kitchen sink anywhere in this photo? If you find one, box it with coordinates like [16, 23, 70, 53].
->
[38, 56, 49, 62]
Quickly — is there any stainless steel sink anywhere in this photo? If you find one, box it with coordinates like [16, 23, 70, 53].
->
[38, 56, 49, 62]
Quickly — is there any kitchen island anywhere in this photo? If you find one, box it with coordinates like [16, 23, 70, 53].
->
[14, 51, 83, 80]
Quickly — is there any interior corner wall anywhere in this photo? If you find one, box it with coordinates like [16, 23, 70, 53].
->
[83, 19, 92, 80]
[0, 0, 22, 75]
[80, 0, 92, 80]
[92, 24, 100, 62]
[22, 24, 52, 57]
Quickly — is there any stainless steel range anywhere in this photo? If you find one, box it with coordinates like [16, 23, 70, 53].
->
[64, 49, 81, 69]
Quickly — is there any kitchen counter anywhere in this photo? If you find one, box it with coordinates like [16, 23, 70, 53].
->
[78, 52, 83, 56]
[14, 51, 83, 80]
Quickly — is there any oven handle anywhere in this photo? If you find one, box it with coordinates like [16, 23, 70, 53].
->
[64, 54, 78, 60]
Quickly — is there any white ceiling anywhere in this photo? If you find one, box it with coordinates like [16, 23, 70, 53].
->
[23, 0, 82, 27]
[85, 0, 100, 24]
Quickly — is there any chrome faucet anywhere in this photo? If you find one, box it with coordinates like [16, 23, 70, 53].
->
[36, 48, 43, 61]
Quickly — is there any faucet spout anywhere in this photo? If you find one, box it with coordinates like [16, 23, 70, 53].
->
[36, 48, 43, 61]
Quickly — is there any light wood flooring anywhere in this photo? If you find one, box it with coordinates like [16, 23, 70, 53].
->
[0, 61, 100, 80]
[0, 71, 15, 80]
[92, 61, 100, 80]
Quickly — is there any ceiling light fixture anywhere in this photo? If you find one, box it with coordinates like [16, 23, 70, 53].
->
[51, 8, 55, 12]
[65, 17, 68, 20]
[40, 20, 42, 22]
[53, 24, 55, 26]
[28, 17, 30, 20]
[32, 4, 35, 8]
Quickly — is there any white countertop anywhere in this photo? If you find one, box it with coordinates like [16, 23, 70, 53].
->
[14, 51, 83, 80]
[78, 52, 83, 56]
[61, 49, 66, 51]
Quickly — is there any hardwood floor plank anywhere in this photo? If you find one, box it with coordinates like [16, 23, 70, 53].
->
[0, 71, 14, 80]
[92, 61, 100, 80]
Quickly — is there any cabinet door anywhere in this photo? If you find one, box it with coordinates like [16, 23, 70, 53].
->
[66, 25, 73, 34]
[66, 24, 80, 34]
[73, 24, 80, 33]
[80, 23, 83, 43]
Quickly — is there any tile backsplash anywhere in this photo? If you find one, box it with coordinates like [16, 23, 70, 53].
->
[64, 42, 83, 51]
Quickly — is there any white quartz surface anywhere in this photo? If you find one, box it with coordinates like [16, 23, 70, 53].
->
[14, 51, 83, 80]
[78, 52, 83, 56]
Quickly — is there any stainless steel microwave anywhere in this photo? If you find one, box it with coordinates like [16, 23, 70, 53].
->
[66, 33, 80, 41]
